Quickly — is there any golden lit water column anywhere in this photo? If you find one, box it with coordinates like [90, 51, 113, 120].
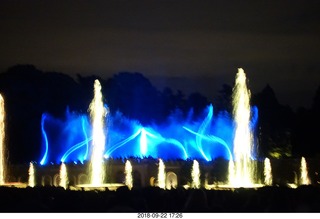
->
[264, 158, 272, 186]
[0, 94, 6, 185]
[89, 80, 107, 186]
[229, 68, 255, 187]
[300, 157, 310, 185]
[28, 162, 35, 187]
[191, 160, 200, 188]
[125, 160, 133, 190]
[158, 159, 166, 189]
[59, 162, 68, 189]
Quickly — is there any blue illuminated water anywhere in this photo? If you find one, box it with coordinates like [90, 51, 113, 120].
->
[39, 104, 258, 164]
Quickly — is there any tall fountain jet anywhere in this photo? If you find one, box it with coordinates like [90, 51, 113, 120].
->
[0, 94, 6, 185]
[191, 160, 200, 189]
[125, 160, 133, 190]
[28, 162, 35, 187]
[89, 80, 107, 186]
[264, 158, 272, 186]
[229, 68, 255, 187]
[300, 157, 311, 185]
[158, 159, 166, 189]
[59, 162, 68, 189]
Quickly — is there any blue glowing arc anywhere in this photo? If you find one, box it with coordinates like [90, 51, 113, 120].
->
[183, 126, 233, 161]
[81, 116, 90, 161]
[104, 128, 142, 158]
[40, 114, 49, 165]
[38, 103, 249, 163]
[60, 137, 93, 163]
[162, 138, 188, 160]
[195, 104, 214, 161]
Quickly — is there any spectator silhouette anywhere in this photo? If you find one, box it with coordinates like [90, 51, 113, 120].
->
[183, 189, 210, 212]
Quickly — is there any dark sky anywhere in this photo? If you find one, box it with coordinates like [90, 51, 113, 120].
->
[1, 0, 320, 109]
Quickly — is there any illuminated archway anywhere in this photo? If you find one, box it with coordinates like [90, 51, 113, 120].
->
[42, 175, 52, 186]
[78, 173, 88, 185]
[166, 171, 178, 189]
[150, 176, 156, 186]
[53, 174, 60, 186]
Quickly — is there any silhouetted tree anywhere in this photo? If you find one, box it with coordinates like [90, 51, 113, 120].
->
[0, 64, 318, 164]
[0, 65, 84, 163]
[104, 72, 162, 125]
[214, 84, 233, 114]
[186, 92, 209, 119]
[252, 84, 294, 158]
[292, 85, 320, 157]
[160, 87, 176, 118]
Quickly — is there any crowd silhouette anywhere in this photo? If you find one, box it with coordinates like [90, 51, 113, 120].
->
[1, 185, 320, 212]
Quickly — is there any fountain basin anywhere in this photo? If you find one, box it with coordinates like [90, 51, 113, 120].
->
[205, 183, 265, 190]
[73, 183, 125, 191]
[0, 182, 28, 188]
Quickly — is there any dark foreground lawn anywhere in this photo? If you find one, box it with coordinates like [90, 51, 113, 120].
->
[0, 185, 320, 213]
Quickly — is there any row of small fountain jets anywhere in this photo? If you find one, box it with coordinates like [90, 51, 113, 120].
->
[0, 68, 312, 190]
[25, 156, 311, 191]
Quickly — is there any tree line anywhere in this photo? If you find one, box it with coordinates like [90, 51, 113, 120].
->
[0, 64, 319, 164]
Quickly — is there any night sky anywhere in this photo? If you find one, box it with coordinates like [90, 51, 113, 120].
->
[1, 0, 320, 109]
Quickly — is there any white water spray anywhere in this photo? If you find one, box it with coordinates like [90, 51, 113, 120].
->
[28, 162, 35, 187]
[158, 159, 166, 189]
[0, 94, 6, 185]
[264, 158, 272, 186]
[59, 162, 68, 189]
[125, 160, 133, 190]
[89, 79, 107, 186]
[300, 157, 310, 185]
[229, 68, 255, 187]
[191, 160, 200, 188]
